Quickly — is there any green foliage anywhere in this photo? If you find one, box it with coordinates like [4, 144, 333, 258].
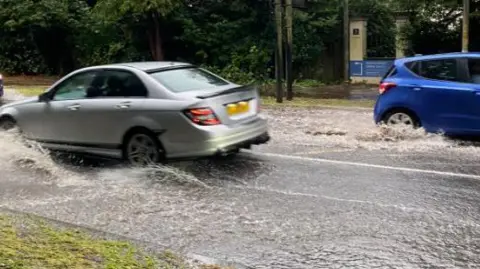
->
[173, 0, 274, 80]
[1, 0, 476, 81]
[202, 45, 272, 85]
[0, 0, 90, 74]
[349, 0, 396, 58]
[291, 1, 340, 76]
[392, 0, 480, 55]
[95, 0, 180, 18]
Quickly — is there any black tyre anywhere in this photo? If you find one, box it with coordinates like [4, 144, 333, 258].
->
[123, 130, 165, 166]
[0, 117, 16, 131]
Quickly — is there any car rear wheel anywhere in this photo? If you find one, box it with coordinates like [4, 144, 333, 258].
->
[123, 131, 165, 166]
[383, 110, 419, 129]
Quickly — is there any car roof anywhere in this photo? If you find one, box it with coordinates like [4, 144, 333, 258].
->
[93, 61, 194, 72]
[396, 52, 480, 65]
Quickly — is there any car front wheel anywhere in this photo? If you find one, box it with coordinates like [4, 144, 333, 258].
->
[0, 117, 16, 131]
[123, 131, 165, 166]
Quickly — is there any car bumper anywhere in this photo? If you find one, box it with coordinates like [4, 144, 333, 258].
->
[373, 96, 384, 124]
[214, 131, 270, 156]
[164, 116, 269, 159]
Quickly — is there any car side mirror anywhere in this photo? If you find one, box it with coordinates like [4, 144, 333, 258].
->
[38, 92, 50, 102]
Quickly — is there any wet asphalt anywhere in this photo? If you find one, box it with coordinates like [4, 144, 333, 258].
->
[1, 101, 480, 268]
[2, 144, 480, 268]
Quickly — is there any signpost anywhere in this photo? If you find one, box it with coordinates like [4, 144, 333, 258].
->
[349, 60, 394, 78]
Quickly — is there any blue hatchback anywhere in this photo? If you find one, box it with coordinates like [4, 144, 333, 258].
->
[374, 52, 480, 136]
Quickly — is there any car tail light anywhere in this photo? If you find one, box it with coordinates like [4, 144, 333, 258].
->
[184, 107, 221, 125]
[379, 82, 396, 94]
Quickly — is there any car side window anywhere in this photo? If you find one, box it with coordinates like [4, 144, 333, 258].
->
[52, 71, 98, 101]
[405, 61, 420, 75]
[466, 58, 480, 84]
[417, 59, 460, 82]
[97, 70, 148, 98]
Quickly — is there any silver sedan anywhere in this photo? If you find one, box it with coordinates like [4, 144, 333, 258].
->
[0, 62, 270, 165]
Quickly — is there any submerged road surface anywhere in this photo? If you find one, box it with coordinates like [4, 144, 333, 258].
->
[2, 104, 480, 268]
[2, 147, 480, 268]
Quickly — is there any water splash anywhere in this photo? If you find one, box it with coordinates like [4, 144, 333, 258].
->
[96, 164, 212, 188]
[0, 129, 69, 180]
[261, 107, 480, 154]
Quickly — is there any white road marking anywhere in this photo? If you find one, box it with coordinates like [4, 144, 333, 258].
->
[232, 185, 441, 214]
[246, 151, 480, 180]
[294, 149, 353, 156]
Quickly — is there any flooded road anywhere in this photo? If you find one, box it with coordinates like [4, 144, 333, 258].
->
[2, 91, 480, 268]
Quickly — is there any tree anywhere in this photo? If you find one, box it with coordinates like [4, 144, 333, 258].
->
[0, 0, 90, 74]
[94, 0, 181, 61]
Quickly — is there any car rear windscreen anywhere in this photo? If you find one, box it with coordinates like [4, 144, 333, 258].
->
[149, 67, 229, 93]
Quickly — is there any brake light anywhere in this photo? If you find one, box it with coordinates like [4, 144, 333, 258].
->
[379, 82, 396, 94]
[184, 107, 221, 125]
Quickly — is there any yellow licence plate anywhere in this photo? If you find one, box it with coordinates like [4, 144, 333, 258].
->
[226, 101, 250, 116]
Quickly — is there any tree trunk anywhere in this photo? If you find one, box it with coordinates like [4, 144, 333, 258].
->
[148, 12, 164, 61]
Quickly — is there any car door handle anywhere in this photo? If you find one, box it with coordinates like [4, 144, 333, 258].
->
[115, 103, 131, 109]
[67, 104, 81, 111]
[404, 84, 422, 91]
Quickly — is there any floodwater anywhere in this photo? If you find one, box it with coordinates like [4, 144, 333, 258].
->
[260, 107, 480, 155]
[2, 89, 480, 268]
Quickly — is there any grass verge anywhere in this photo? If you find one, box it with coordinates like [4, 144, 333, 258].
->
[7, 85, 48, 97]
[261, 96, 374, 108]
[3, 76, 58, 86]
[0, 212, 225, 269]
[6, 86, 375, 109]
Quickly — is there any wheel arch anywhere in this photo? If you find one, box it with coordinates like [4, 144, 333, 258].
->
[121, 126, 166, 156]
[381, 107, 422, 127]
[0, 114, 16, 123]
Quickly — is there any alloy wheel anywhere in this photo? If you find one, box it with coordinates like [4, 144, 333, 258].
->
[386, 112, 415, 127]
[126, 133, 162, 166]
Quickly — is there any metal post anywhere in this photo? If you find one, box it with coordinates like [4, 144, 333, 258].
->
[462, 0, 469, 52]
[343, 0, 349, 81]
[285, 0, 293, 100]
[274, 0, 284, 103]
